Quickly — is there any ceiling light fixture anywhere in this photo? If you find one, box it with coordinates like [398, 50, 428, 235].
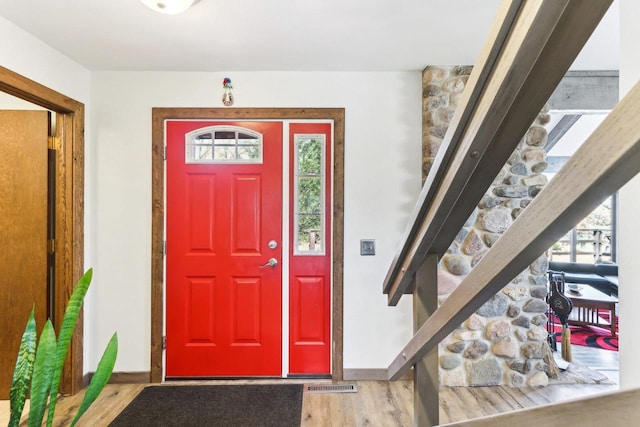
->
[139, 0, 195, 15]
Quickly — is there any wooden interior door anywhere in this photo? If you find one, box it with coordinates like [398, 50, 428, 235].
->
[166, 120, 283, 377]
[0, 110, 49, 398]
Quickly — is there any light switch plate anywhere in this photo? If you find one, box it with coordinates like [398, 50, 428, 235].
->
[360, 239, 375, 256]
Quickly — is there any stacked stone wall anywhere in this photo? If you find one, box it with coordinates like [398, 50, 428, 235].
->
[422, 66, 552, 387]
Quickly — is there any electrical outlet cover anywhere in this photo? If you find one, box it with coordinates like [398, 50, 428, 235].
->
[360, 239, 375, 256]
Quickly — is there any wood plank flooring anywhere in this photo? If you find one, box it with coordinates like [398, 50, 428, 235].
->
[0, 346, 618, 426]
[1, 380, 618, 426]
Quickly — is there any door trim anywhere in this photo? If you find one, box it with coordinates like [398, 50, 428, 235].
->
[151, 108, 345, 382]
[0, 66, 85, 395]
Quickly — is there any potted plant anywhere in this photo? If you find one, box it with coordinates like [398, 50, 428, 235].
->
[8, 268, 117, 427]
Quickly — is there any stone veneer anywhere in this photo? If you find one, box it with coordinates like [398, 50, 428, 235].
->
[422, 66, 552, 387]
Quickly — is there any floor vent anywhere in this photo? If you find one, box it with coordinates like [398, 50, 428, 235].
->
[306, 384, 358, 394]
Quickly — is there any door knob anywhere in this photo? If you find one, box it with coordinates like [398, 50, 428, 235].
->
[260, 258, 278, 268]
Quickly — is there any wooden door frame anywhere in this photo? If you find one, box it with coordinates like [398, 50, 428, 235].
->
[0, 66, 85, 395]
[151, 108, 345, 382]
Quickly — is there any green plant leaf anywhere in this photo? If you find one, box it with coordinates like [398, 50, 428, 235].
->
[28, 320, 58, 427]
[70, 333, 118, 427]
[46, 268, 93, 427]
[9, 308, 37, 427]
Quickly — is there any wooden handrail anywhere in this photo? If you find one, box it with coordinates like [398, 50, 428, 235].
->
[382, 0, 523, 299]
[441, 388, 640, 426]
[388, 78, 640, 379]
[383, 0, 613, 306]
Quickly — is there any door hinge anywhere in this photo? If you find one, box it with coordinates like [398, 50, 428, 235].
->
[162, 336, 167, 350]
[163, 240, 167, 256]
[47, 239, 55, 255]
[163, 146, 167, 161]
[48, 136, 61, 150]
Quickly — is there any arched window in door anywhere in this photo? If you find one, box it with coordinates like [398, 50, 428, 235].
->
[185, 126, 263, 164]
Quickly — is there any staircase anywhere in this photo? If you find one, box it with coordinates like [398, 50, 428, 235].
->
[382, 1, 640, 425]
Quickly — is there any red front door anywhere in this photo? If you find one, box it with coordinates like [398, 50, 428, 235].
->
[166, 120, 283, 377]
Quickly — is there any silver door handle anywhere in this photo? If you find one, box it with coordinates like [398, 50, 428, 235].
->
[260, 258, 278, 268]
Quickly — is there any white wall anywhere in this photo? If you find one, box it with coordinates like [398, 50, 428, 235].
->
[618, 0, 640, 391]
[0, 16, 90, 103]
[0, 92, 46, 109]
[89, 71, 419, 372]
[569, 0, 619, 71]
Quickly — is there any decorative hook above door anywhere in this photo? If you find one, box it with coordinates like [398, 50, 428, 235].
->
[222, 77, 234, 106]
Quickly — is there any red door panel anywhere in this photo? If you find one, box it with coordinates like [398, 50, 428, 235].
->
[187, 174, 216, 252]
[186, 277, 216, 342]
[296, 277, 325, 340]
[166, 120, 282, 377]
[232, 175, 261, 253]
[290, 275, 329, 371]
[289, 123, 332, 375]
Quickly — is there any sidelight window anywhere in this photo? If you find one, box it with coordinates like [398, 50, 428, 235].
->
[186, 126, 262, 163]
[294, 135, 326, 255]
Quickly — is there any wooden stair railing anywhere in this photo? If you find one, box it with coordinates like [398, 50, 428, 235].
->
[390, 76, 640, 377]
[380, 1, 627, 425]
[383, 0, 614, 304]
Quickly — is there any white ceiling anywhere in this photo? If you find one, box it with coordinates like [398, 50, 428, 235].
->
[0, 0, 620, 72]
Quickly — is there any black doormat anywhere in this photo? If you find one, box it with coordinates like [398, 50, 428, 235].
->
[108, 384, 303, 427]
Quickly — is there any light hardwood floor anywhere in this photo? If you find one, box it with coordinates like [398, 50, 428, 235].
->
[1, 380, 619, 427]
[1, 347, 618, 426]
[1, 380, 618, 426]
